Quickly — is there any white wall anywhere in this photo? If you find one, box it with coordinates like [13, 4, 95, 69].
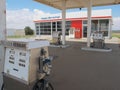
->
[0, 0, 6, 88]
[7, 29, 16, 36]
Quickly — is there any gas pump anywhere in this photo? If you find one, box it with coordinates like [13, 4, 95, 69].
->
[33, 48, 54, 90]
[52, 31, 62, 45]
[91, 31, 105, 49]
[1, 39, 53, 90]
[69, 27, 75, 39]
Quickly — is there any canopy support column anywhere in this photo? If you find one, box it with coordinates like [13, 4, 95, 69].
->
[0, 0, 6, 88]
[87, 0, 92, 47]
[62, 0, 66, 45]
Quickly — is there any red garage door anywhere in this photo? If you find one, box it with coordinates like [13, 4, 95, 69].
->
[71, 20, 82, 38]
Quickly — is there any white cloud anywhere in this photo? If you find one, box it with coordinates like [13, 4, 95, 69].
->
[7, 9, 34, 29]
[6, 9, 120, 31]
[112, 17, 120, 30]
[33, 9, 51, 20]
[6, 8, 52, 29]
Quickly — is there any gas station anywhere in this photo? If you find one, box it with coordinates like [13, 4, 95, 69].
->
[0, 0, 120, 90]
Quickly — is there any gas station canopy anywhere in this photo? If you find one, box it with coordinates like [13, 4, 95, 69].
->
[34, 0, 120, 9]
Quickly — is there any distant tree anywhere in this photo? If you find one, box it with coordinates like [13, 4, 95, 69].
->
[24, 26, 34, 35]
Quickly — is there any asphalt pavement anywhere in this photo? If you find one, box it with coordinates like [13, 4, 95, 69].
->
[49, 41, 120, 90]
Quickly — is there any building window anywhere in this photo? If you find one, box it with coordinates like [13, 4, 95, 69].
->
[52, 22, 56, 32]
[91, 20, 98, 32]
[55, 21, 71, 35]
[57, 21, 62, 32]
[36, 23, 40, 26]
[83, 20, 87, 24]
[99, 19, 109, 36]
[83, 19, 109, 37]
[40, 22, 51, 35]
[36, 31, 39, 35]
[36, 21, 71, 35]
[66, 21, 71, 35]
[36, 25, 40, 35]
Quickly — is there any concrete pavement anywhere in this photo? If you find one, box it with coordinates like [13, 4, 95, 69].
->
[49, 41, 120, 90]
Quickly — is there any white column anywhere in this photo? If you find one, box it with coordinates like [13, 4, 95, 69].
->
[35, 23, 37, 36]
[87, 0, 92, 47]
[62, 0, 66, 45]
[0, 0, 6, 88]
[108, 19, 112, 39]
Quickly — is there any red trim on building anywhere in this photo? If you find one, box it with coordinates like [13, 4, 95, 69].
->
[34, 16, 112, 23]
[34, 20, 52, 23]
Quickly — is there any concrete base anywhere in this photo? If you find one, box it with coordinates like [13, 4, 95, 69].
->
[81, 47, 112, 52]
[3, 75, 34, 90]
[49, 44, 70, 48]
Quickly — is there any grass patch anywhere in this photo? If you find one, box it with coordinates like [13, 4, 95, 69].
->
[112, 33, 120, 38]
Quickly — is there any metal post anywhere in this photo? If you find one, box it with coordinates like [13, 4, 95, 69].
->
[51, 21, 53, 36]
[98, 19, 100, 31]
[87, 0, 92, 47]
[39, 24, 41, 36]
[56, 21, 57, 31]
[0, 0, 6, 88]
[62, 0, 66, 45]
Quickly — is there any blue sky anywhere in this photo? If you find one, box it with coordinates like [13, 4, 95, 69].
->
[7, 0, 120, 17]
[6, 0, 120, 30]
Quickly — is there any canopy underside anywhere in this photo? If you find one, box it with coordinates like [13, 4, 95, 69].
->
[34, 0, 120, 9]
